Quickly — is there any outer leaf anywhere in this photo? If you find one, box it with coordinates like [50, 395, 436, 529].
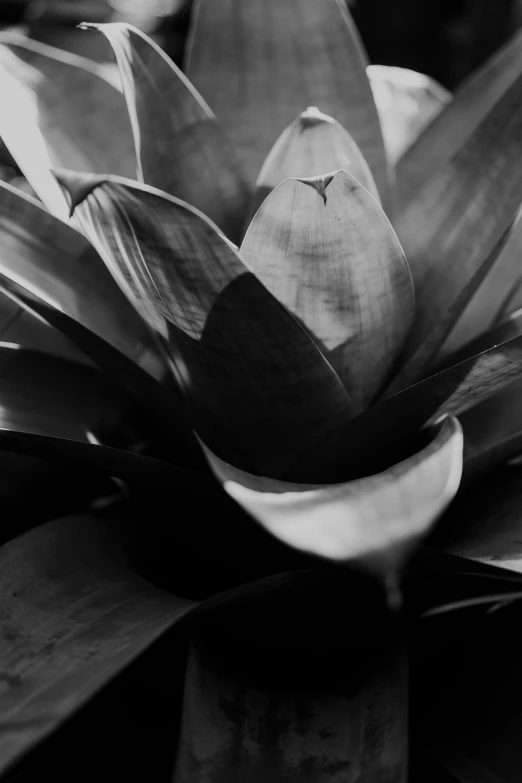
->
[241, 170, 414, 412]
[55, 171, 352, 478]
[0, 180, 164, 379]
[186, 0, 390, 206]
[0, 32, 134, 219]
[251, 107, 380, 219]
[388, 67, 522, 393]
[367, 64, 451, 166]
[397, 26, 522, 206]
[287, 314, 522, 483]
[86, 23, 250, 243]
[204, 417, 463, 586]
[0, 511, 195, 775]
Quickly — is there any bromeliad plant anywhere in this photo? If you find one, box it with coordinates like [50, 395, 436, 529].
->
[3, 0, 522, 780]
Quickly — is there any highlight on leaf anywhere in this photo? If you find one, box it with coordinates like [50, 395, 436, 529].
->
[241, 170, 415, 413]
[85, 22, 250, 243]
[55, 170, 353, 478]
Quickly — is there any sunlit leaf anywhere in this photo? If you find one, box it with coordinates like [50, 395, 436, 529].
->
[388, 67, 522, 392]
[0, 511, 195, 775]
[0, 180, 164, 380]
[241, 170, 414, 412]
[85, 23, 250, 243]
[250, 107, 380, 219]
[55, 171, 352, 478]
[186, 0, 390, 206]
[397, 26, 522, 206]
[367, 64, 451, 166]
[204, 417, 463, 587]
[0, 32, 134, 219]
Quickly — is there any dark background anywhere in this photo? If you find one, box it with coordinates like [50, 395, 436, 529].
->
[0, 0, 520, 89]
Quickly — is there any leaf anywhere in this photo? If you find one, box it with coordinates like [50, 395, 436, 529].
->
[0, 180, 164, 380]
[204, 416, 463, 586]
[0, 510, 195, 775]
[250, 106, 380, 219]
[286, 314, 522, 483]
[85, 23, 250, 243]
[55, 170, 352, 478]
[397, 26, 522, 206]
[240, 170, 414, 412]
[388, 65, 522, 393]
[367, 64, 451, 166]
[0, 32, 134, 219]
[186, 0, 390, 206]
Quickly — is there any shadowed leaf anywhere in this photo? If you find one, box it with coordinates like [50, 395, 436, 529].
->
[55, 171, 352, 478]
[0, 511, 195, 776]
[250, 106, 379, 219]
[0, 32, 134, 219]
[397, 26, 522, 206]
[388, 67, 522, 393]
[367, 64, 451, 166]
[85, 23, 250, 243]
[241, 170, 414, 412]
[204, 417, 463, 586]
[186, 0, 390, 205]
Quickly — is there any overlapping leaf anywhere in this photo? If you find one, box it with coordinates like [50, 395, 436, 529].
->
[55, 171, 352, 478]
[205, 417, 463, 587]
[388, 66, 522, 393]
[367, 64, 451, 166]
[0, 33, 134, 219]
[86, 23, 250, 243]
[241, 170, 414, 412]
[186, 0, 390, 206]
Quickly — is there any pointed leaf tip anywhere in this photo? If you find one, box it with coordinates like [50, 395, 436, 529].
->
[52, 169, 107, 216]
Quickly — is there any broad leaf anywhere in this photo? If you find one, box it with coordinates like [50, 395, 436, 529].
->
[367, 64, 451, 166]
[287, 315, 522, 483]
[186, 0, 390, 206]
[0, 180, 164, 379]
[86, 23, 250, 243]
[0, 511, 195, 775]
[251, 107, 380, 219]
[397, 26, 522, 206]
[56, 171, 352, 478]
[204, 417, 463, 587]
[241, 170, 414, 412]
[0, 32, 134, 219]
[388, 66, 522, 393]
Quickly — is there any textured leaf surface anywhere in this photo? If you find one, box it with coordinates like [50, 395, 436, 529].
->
[88, 23, 250, 243]
[0, 512, 195, 775]
[56, 171, 352, 478]
[0, 180, 163, 379]
[287, 315, 522, 483]
[0, 33, 134, 219]
[389, 67, 522, 392]
[241, 171, 414, 412]
[251, 107, 379, 219]
[205, 417, 463, 583]
[397, 26, 522, 206]
[367, 64, 451, 166]
[186, 0, 390, 205]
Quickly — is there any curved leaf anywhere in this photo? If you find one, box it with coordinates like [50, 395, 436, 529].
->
[186, 0, 390, 206]
[251, 106, 380, 219]
[0, 33, 135, 220]
[367, 65, 451, 166]
[55, 170, 352, 478]
[204, 417, 463, 585]
[397, 26, 522, 206]
[0, 511, 195, 775]
[85, 23, 250, 243]
[389, 65, 522, 393]
[0, 180, 164, 379]
[241, 170, 414, 412]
